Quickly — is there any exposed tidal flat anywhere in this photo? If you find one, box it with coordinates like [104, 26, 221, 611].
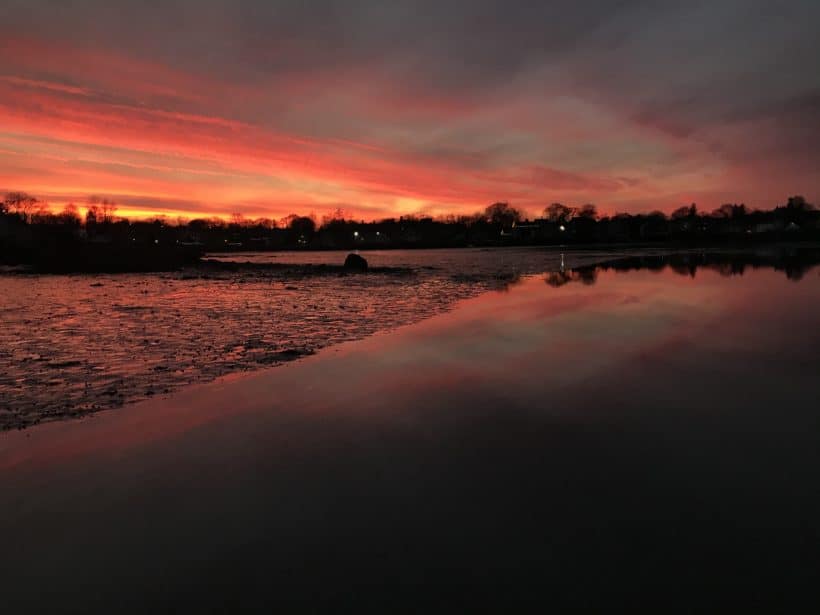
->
[1, 247, 617, 429]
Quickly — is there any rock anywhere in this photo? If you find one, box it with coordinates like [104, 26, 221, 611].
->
[343, 253, 368, 272]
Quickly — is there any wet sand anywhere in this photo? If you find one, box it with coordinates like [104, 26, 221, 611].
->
[2, 265, 820, 612]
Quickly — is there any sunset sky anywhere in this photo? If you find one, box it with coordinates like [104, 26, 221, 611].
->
[1, 0, 818, 221]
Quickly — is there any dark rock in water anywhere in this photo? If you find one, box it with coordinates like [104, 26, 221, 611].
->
[344, 253, 368, 272]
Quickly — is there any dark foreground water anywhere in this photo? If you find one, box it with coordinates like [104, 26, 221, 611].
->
[2, 249, 820, 612]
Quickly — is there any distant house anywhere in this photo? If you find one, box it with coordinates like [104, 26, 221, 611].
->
[507, 221, 541, 241]
[639, 219, 670, 240]
[727, 220, 749, 235]
[537, 219, 564, 241]
[89, 232, 114, 244]
[0, 215, 33, 244]
[247, 237, 271, 249]
[367, 230, 389, 244]
[607, 217, 632, 241]
[754, 222, 778, 234]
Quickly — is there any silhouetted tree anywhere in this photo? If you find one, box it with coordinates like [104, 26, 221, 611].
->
[58, 203, 82, 226]
[279, 214, 298, 229]
[287, 215, 316, 237]
[712, 203, 748, 219]
[3, 191, 40, 222]
[712, 204, 732, 218]
[101, 199, 117, 223]
[254, 217, 275, 229]
[786, 196, 814, 212]
[321, 208, 348, 227]
[85, 205, 100, 227]
[576, 204, 598, 220]
[484, 202, 522, 226]
[671, 204, 698, 220]
[88, 196, 117, 223]
[187, 218, 211, 232]
[545, 203, 573, 224]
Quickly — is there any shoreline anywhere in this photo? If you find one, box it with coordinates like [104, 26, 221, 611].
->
[2, 239, 819, 275]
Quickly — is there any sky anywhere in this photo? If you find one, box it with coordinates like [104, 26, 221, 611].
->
[0, 0, 818, 221]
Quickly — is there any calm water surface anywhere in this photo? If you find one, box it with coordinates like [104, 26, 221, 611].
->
[2, 251, 820, 611]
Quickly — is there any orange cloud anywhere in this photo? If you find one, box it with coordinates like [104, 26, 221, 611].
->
[1, 31, 814, 221]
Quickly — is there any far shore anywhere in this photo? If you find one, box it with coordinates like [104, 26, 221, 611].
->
[1, 239, 819, 275]
[3, 195, 819, 272]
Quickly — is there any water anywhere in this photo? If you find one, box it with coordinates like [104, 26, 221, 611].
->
[1, 247, 615, 429]
[2, 249, 820, 611]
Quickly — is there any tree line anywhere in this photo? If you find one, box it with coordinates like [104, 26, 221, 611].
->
[2, 191, 818, 262]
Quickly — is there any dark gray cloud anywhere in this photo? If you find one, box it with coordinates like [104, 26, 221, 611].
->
[5, 0, 817, 114]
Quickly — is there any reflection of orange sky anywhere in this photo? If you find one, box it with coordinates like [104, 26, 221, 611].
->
[4, 264, 814, 471]
[0, 36, 815, 221]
